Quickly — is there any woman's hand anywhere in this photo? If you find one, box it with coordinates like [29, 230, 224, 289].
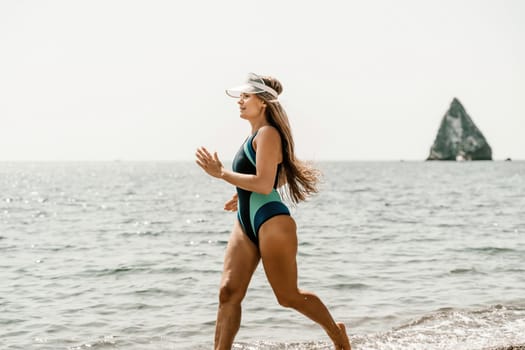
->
[195, 147, 224, 178]
[224, 193, 238, 212]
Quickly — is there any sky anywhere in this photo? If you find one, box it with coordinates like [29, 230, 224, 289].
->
[1, 0, 524, 161]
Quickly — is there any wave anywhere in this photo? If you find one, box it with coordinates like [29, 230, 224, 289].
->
[449, 267, 486, 275]
[466, 247, 518, 255]
[15, 305, 525, 349]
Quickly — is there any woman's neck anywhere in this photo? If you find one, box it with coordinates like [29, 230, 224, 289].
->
[250, 121, 270, 134]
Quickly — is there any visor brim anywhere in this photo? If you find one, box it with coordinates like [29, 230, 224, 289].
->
[225, 83, 266, 98]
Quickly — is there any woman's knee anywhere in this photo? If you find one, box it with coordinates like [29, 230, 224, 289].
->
[218, 280, 246, 305]
[274, 291, 300, 309]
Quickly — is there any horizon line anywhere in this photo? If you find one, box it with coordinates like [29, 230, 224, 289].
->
[0, 158, 521, 163]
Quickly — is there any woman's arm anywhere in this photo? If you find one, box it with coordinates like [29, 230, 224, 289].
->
[195, 126, 282, 195]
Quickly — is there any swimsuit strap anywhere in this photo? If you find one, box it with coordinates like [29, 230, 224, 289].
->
[247, 131, 258, 154]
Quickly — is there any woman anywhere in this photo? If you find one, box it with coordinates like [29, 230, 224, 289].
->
[195, 73, 351, 350]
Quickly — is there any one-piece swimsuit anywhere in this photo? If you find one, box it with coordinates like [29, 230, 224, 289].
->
[232, 131, 290, 247]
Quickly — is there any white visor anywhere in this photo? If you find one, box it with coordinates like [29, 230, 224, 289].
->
[225, 72, 278, 99]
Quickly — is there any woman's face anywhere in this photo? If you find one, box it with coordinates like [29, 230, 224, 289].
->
[238, 93, 265, 120]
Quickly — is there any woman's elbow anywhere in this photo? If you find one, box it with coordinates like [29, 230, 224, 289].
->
[253, 175, 274, 195]
[260, 187, 273, 195]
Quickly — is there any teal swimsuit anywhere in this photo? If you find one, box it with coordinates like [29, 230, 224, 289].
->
[232, 131, 290, 247]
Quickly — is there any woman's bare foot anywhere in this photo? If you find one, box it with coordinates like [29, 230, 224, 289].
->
[334, 322, 351, 350]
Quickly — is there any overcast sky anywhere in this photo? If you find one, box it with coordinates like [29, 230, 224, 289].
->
[1, 0, 523, 161]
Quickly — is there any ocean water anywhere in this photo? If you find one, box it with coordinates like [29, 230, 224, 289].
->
[1, 161, 524, 350]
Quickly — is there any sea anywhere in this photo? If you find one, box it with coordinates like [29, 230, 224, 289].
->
[1, 161, 524, 350]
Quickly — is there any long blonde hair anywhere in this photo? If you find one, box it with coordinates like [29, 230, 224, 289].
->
[256, 75, 320, 203]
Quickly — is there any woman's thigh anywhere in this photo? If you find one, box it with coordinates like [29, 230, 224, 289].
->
[258, 215, 299, 296]
[219, 220, 261, 300]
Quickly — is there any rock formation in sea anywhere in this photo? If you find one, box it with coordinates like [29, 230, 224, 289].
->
[427, 98, 492, 161]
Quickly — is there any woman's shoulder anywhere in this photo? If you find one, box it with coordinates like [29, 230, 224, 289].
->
[257, 125, 281, 140]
